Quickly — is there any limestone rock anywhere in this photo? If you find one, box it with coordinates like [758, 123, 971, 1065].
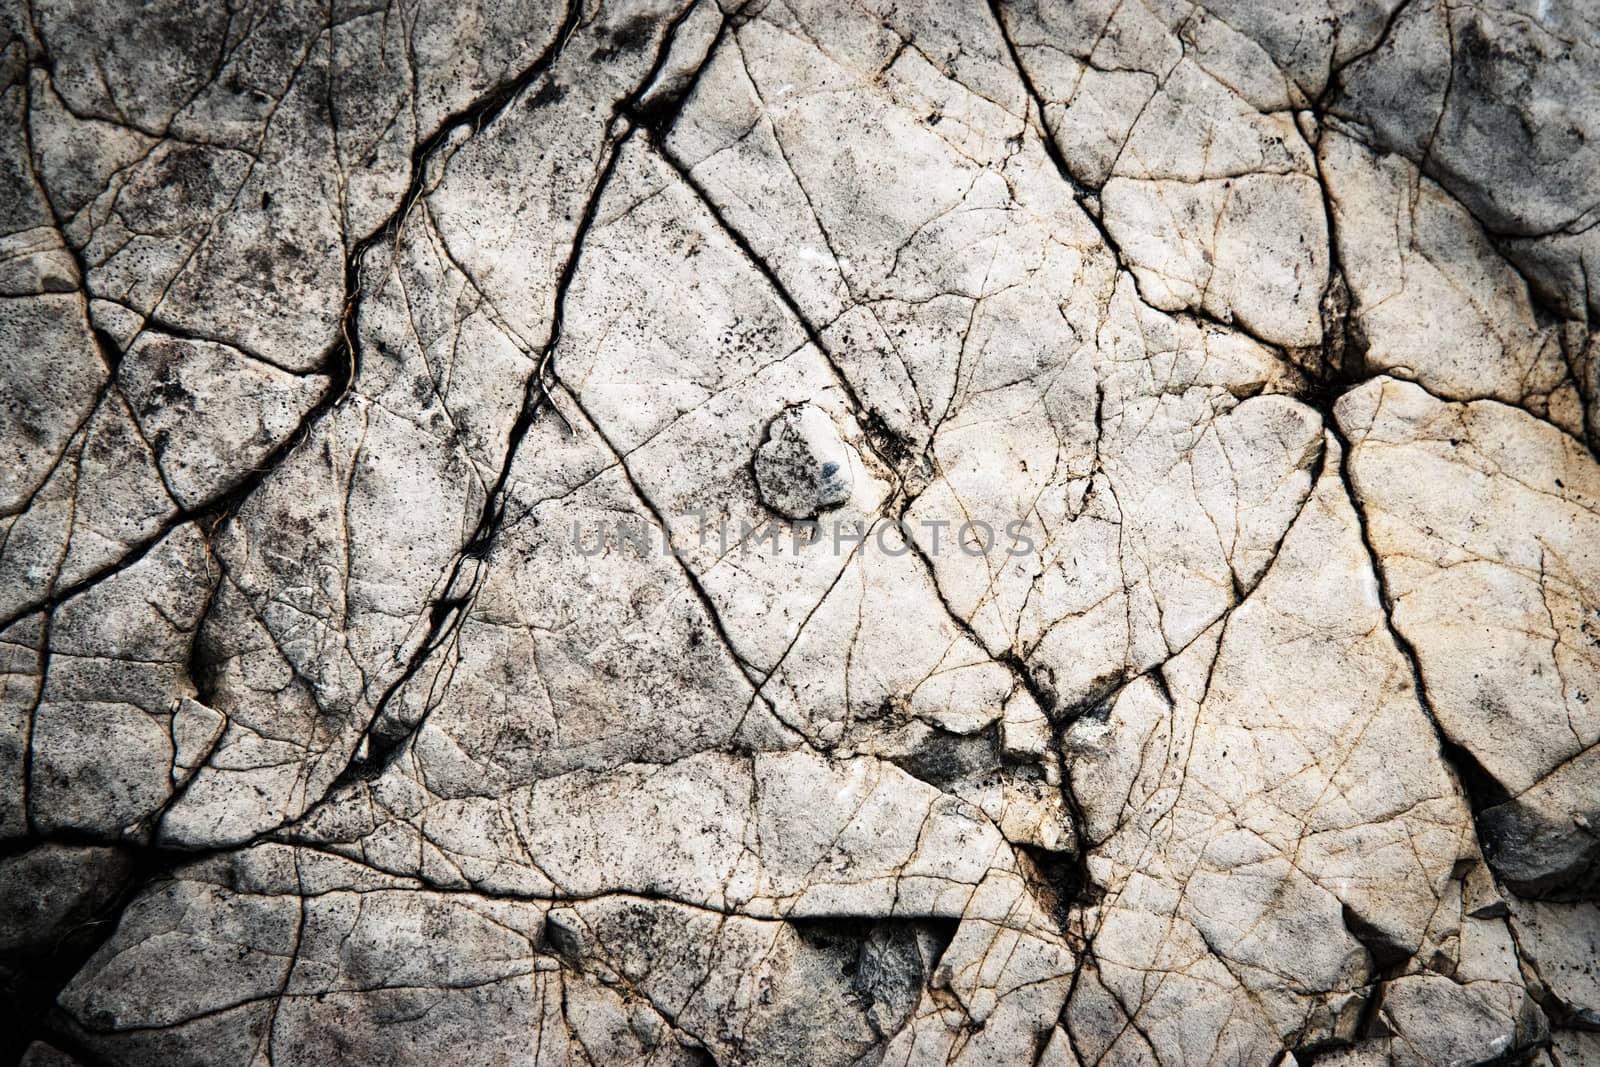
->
[3, 0, 1596, 1063]
[1337, 377, 1600, 897]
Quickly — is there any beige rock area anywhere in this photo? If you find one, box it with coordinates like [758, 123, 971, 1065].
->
[0, 0, 1597, 1063]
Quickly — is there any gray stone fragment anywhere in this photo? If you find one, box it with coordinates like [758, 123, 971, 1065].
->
[753, 403, 854, 519]
[1509, 896, 1600, 1028]
[0, 843, 133, 962]
[17, 1043, 83, 1067]
[168, 698, 225, 789]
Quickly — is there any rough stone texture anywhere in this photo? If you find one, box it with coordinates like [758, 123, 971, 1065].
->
[753, 404, 856, 519]
[1, 0, 1597, 1064]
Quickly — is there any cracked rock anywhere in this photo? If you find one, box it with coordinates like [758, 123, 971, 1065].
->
[4, 0, 1599, 1064]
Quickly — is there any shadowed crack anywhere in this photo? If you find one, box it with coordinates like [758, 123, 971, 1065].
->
[0, 0, 591, 633]
[1328, 417, 1512, 860]
[336, 0, 722, 782]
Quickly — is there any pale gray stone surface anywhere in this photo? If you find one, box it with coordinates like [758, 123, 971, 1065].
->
[2, 0, 1598, 1064]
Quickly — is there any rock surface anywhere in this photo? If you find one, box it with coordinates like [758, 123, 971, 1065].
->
[1, 0, 1597, 1064]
